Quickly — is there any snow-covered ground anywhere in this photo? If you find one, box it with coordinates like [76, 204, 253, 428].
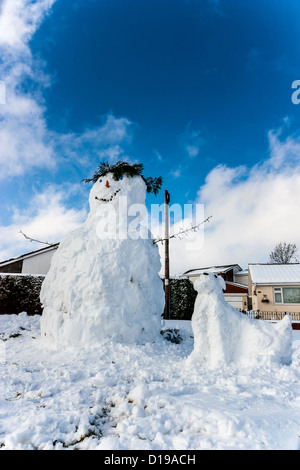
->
[0, 313, 300, 450]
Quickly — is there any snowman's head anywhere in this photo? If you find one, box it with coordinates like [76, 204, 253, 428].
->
[194, 272, 225, 296]
[89, 172, 147, 213]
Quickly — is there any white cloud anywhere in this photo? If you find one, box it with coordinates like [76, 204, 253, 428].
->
[153, 149, 163, 161]
[0, 98, 56, 177]
[170, 166, 183, 179]
[0, 1, 136, 262]
[180, 123, 207, 159]
[56, 114, 133, 168]
[267, 127, 300, 169]
[0, 184, 87, 261]
[0, 0, 55, 51]
[0, 0, 58, 178]
[0, 109, 134, 260]
[163, 126, 300, 275]
[0, 1, 133, 180]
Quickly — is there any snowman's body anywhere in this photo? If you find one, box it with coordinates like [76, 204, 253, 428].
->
[40, 174, 164, 346]
[188, 273, 292, 368]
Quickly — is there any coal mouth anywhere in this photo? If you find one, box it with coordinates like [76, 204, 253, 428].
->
[95, 188, 121, 202]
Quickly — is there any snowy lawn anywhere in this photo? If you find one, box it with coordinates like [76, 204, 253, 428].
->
[0, 314, 300, 450]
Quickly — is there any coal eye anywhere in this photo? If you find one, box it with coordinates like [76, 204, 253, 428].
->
[120, 176, 123, 180]
[99, 179, 102, 182]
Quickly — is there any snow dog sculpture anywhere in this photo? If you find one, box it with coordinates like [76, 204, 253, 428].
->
[188, 273, 292, 368]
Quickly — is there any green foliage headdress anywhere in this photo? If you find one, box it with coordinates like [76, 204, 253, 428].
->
[82, 161, 163, 196]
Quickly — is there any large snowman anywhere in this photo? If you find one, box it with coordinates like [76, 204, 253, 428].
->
[40, 161, 165, 347]
[188, 273, 292, 368]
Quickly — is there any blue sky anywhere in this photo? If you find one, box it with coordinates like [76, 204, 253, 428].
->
[1, 0, 300, 274]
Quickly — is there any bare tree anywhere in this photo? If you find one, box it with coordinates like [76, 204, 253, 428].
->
[269, 242, 299, 264]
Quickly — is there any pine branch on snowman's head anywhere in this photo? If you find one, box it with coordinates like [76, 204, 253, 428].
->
[82, 160, 163, 196]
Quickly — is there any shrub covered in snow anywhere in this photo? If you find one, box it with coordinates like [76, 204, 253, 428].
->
[0, 274, 44, 316]
[169, 278, 197, 320]
[160, 328, 183, 343]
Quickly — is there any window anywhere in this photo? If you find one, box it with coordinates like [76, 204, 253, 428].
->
[283, 287, 300, 303]
[273, 287, 300, 304]
[274, 288, 282, 303]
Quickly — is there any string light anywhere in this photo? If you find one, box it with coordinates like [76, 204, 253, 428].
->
[153, 216, 212, 245]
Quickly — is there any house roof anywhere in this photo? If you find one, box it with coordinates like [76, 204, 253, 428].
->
[0, 243, 59, 267]
[183, 264, 242, 276]
[234, 270, 249, 275]
[249, 263, 300, 285]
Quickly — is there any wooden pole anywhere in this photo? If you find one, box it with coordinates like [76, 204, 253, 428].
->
[164, 190, 170, 320]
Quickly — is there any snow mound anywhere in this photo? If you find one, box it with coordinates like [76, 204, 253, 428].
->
[40, 174, 164, 347]
[187, 273, 292, 369]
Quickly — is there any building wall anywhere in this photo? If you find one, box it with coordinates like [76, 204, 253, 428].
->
[223, 283, 248, 294]
[223, 294, 248, 310]
[251, 284, 300, 313]
[0, 259, 23, 273]
[219, 269, 234, 282]
[22, 249, 56, 275]
[234, 272, 248, 286]
[188, 275, 199, 284]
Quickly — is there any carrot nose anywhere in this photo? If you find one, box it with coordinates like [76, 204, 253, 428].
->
[105, 180, 110, 188]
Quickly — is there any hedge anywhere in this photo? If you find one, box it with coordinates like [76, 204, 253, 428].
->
[0, 274, 198, 319]
[169, 277, 197, 320]
[0, 274, 44, 315]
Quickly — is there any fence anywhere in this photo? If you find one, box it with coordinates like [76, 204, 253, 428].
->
[241, 310, 300, 321]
